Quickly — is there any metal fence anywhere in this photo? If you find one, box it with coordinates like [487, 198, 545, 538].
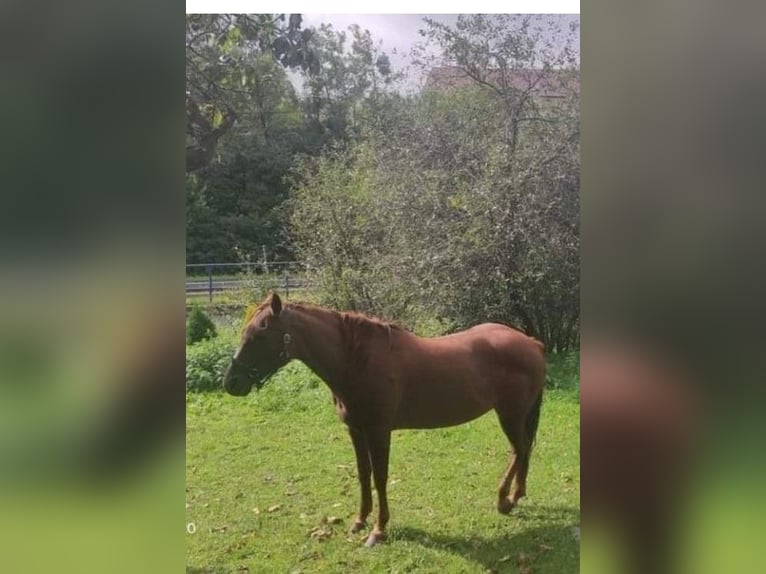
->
[186, 262, 313, 301]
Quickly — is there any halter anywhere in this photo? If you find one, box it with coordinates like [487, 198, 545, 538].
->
[230, 332, 293, 389]
[279, 332, 292, 359]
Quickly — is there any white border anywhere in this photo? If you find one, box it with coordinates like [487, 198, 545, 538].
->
[186, 2, 580, 15]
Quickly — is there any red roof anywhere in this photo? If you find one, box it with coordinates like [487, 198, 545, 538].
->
[425, 66, 579, 97]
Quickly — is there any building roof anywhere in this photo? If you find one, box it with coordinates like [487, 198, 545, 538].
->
[425, 66, 580, 97]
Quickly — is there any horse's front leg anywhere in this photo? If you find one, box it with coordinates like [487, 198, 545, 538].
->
[347, 426, 372, 534]
[364, 428, 391, 547]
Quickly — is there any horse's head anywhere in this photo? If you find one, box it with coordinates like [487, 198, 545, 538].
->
[223, 292, 291, 396]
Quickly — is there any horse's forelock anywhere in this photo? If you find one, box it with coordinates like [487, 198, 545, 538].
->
[241, 301, 270, 335]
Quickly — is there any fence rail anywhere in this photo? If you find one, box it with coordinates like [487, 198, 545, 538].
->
[186, 262, 313, 301]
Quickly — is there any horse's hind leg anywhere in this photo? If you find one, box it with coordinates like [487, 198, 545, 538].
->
[495, 409, 528, 515]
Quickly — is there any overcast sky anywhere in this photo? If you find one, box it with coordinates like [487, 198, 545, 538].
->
[296, 14, 580, 91]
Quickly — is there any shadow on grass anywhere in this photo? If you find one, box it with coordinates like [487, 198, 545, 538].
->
[391, 505, 580, 573]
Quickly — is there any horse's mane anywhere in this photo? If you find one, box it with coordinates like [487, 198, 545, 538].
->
[285, 302, 403, 335]
[286, 302, 403, 375]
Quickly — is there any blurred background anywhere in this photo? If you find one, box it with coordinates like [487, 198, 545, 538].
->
[0, 0, 183, 572]
[583, 0, 766, 572]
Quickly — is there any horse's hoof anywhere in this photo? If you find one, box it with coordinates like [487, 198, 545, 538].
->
[364, 530, 386, 547]
[497, 498, 515, 515]
[349, 521, 366, 535]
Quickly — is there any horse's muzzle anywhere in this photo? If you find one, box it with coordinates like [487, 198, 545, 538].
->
[222, 366, 253, 396]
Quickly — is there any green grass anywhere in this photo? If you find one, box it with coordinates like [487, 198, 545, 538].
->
[186, 361, 580, 573]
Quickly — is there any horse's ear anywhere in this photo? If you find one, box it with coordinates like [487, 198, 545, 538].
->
[270, 292, 282, 317]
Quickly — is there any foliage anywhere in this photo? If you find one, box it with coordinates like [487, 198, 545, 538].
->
[291, 66, 579, 349]
[545, 351, 580, 393]
[187, 14, 580, 351]
[186, 16, 399, 264]
[185, 47, 306, 263]
[186, 14, 312, 172]
[185, 331, 237, 392]
[413, 15, 579, 140]
[186, 304, 218, 345]
[301, 23, 398, 142]
[289, 16, 579, 350]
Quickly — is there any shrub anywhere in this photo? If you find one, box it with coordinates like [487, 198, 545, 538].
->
[186, 304, 217, 345]
[290, 84, 579, 351]
[186, 334, 236, 392]
[545, 351, 580, 392]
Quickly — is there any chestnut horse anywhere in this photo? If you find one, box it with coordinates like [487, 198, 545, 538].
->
[223, 292, 545, 547]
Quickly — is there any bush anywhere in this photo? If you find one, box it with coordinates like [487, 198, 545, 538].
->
[186, 304, 217, 344]
[186, 334, 236, 392]
[290, 83, 579, 351]
[545, 351, 580, 392]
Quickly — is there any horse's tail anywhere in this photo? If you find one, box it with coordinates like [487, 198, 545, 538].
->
[526, 386, 544, 457]
[527, 337, 545, 450]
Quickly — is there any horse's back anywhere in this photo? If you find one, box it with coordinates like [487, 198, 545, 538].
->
[388, 323, 544, 429]
[430, 322, 545, 397]
[431, 322, 544, 368]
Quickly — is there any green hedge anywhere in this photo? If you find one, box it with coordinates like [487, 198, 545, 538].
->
[186, 304, 217, 345]
[186, 335, 237, 392]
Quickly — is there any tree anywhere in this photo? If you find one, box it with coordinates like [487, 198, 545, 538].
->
[411, 15, 580, 348]
[291, 16, 579, 350]
[300, 23, 397, 143]
[185, 14, 313, 172]
[415, 14, 579, 149]
[186, 17, 399, 264]
[186, 30, 307, 263]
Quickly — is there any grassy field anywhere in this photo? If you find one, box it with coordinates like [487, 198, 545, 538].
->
[186, 359, 580, 573]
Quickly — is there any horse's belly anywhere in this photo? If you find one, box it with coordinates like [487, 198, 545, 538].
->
[393, 382, 494, 429]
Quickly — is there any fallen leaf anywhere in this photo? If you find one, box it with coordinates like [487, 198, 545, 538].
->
[252, 507, 260, 515]
[267, 504, 281, 513]
[498, 555, 512, 563]
[327, 516, 343, 525]
[309, 527, 332, 541]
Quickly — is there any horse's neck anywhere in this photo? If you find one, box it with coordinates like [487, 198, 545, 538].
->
[286, 306, 349, 398]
